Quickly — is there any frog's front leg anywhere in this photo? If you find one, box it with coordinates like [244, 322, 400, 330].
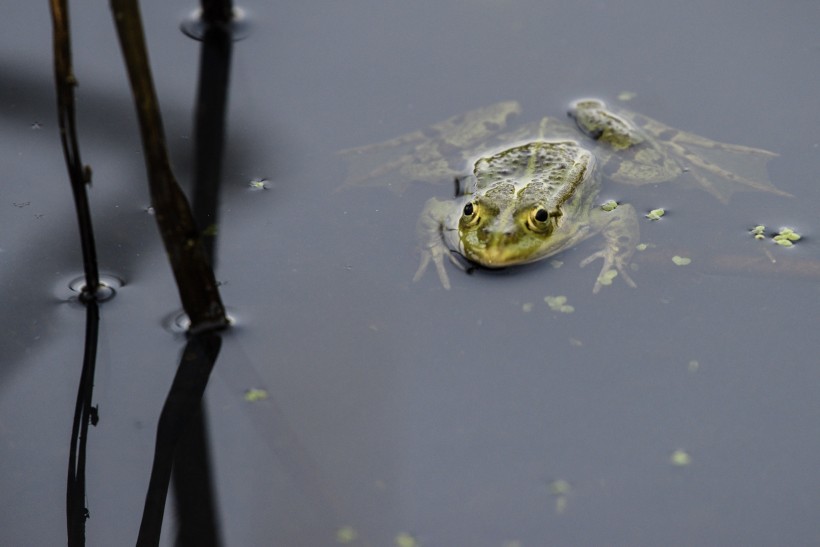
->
[580, 204, 639, 293]
[413, 197, 466, 289]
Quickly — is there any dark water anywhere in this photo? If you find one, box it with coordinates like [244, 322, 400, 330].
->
[2, 1, 820, 545]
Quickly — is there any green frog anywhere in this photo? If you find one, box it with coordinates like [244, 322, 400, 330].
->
[341, 99, 786, 291]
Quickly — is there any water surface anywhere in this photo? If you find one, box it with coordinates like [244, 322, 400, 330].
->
[2, 1, 820, 545]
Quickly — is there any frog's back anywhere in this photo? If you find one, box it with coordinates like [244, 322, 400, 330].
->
[472, 141, 595, 207]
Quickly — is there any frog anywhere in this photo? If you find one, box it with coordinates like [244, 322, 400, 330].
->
[340, 99, 787, 291]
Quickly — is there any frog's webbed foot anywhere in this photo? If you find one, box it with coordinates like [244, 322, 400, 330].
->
[638, 116, 790, 202]
[580, 248, 637, 294]
[582, 203, 640, 293]
[413, 246, 465, 290]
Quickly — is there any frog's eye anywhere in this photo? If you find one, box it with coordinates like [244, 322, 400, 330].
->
[527, 207, 554, 233]
[461, 201, 481, 228]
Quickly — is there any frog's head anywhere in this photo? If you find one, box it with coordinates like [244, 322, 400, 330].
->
[458, 198, 561, 267]
[568, 99, 640, 150]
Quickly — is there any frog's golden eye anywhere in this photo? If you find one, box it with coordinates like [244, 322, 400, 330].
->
[527, 207, 553, 232]
[460, 201, 481, 228]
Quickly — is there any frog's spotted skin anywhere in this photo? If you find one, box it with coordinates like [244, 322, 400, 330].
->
[341, 99, 787, 290]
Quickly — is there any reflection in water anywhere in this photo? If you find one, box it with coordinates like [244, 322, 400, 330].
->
[66, 300, 100, 546]
[171, 6, 239, 546]
[137, 333, 223, 546]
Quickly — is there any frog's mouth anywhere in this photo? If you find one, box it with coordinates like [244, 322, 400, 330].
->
[463, 239, 540, 268]
[475, 246, 524, 267]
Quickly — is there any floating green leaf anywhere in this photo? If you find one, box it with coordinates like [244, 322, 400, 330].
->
[549, 479, 571, 495]
[549, 479, 571, 514]
[773, 227, 801, 246]
[244, 388, 268, 402]
[750, 225, 766, 240]
[545, 295, 574, 313]
[670, 449, 692, 466]
[395, 532, 418, 547]
[645, 208, 665, 221]
[336, 526, 358, 544]
[249, 178, 269, 190]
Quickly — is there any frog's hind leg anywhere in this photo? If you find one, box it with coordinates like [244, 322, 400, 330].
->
[337, 130, 428, 190]
[338, 130, 426, 155]
[666, 134, 790, 202]
[341, 155, 416, 187]
[536, 116, 579, 141]
[638, 118, 790, 202]
[339, 133, 455, 192]
[632, 113, 789, 201]
[665, 130, 779, 158]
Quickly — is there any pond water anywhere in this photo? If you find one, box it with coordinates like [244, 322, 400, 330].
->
[2, 1, 820, 545]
